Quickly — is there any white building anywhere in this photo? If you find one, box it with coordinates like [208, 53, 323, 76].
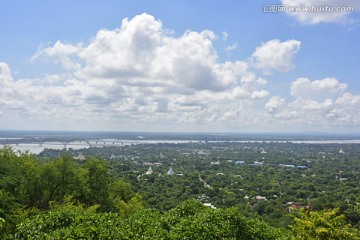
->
[167, 167, 175, 176]
[145, 166, 153, 175]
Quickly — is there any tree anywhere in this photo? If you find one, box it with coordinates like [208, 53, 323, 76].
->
[14, 199, 290, 239]
[290, 208, 360, 240]
[0, 147, 24, 234]
[82, 158, 112, 210]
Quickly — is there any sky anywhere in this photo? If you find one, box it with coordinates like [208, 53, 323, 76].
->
[0, 0, 360, 133]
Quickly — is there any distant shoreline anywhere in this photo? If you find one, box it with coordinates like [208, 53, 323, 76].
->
[1, 138, 360, 154]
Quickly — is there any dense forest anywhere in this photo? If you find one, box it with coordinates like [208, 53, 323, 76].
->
[2, 142, 360, 239]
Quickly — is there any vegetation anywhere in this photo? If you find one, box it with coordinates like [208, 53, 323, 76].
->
[2, 141, 360, 239]
[290, 208, 360, 239]
[15, 200, 289, 239]
[0, 146, 143, 238]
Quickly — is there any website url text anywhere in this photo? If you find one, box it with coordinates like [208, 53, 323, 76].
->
[262, 5, 355, 13]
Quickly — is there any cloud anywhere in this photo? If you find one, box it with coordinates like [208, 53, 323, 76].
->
[331, 92, 360, 124]
[0, 13, 275, 131]
[225, 43, 238, 52]
[336, 92, 360, 106]
[2, 13, 359, 132]
[0, 62, 29, 110]
[265, 96, 285, 113]
[283, 93, 360, 127]
[267, 77, 360, 130]
[251, 39, 301, 74]
[32, 41, 82, 70]
[251, 90, 269, 99]
[32, 13, 268, 99]
[221, 31, 229, 41]
[281, 0, 360, 25]
[0, 62, 12, 84]
[290, 77, 347, 99]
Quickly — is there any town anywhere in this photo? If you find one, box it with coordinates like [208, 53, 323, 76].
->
[38, 137, 360, 228]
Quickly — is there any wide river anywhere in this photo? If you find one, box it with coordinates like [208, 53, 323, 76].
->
[1, 139, 360, 154]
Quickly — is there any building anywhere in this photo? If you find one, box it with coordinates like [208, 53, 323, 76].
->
[279, 164, 295, 168]
[235, 161, 245, 165]
[167, 167, 175, 176]
[74, 153, 85, 161]
[254, 195, 267, 201]
[203, 203, 217, 209]
[145, 166, 153, 175]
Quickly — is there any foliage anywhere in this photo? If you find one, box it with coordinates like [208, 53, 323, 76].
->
[0, 146, 24, 234]
[290, 208, 360, 239]
[163, 200, 289, 240]
[14, 199, 290, 239]
[0, 147, 144, 238]
[15, 205, 123, 239]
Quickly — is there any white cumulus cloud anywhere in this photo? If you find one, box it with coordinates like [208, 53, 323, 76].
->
[290, 77, 347, 99]
[32, 41, 82, 70]
[251, 39, 301, 74]
[1, 13, 275, 131]
[267, 76, 360, 131]
[265, 96, 285, 113]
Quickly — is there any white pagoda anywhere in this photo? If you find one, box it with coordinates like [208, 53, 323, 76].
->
[339, 147, 345, 154]
[145, 166, 153, 175]
[167, 167, 175, 176]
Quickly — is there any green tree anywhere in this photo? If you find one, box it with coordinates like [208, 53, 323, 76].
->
[290, 208, 360, 240]
[14, 199, 290, 239]
[0, 147, 24, 235]
[82, 158, 112, 210]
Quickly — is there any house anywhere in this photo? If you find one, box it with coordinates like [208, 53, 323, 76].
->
[197, 194, 210, 202]
[254, 195, 267, 201]
[279, 164, 295, 168]
[210, 161, 220, 165]
[235, 161, 245, 165]
[203, 203, 217, 209]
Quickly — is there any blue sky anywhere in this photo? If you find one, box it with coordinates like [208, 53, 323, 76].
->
[0, 0, 360, 132]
